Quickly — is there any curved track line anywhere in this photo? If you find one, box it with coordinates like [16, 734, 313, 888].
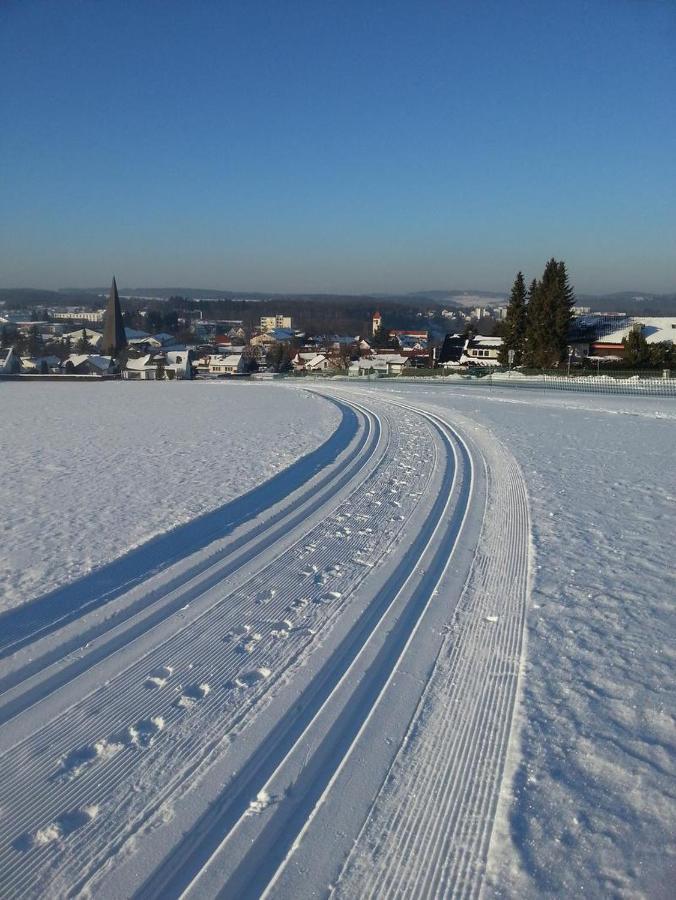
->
[0, 399, 378, 727]
[0, 396, 435, 898]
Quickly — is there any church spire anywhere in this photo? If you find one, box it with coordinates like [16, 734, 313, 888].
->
[102, 276, 127, 358]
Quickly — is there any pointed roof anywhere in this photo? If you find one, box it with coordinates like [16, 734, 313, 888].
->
[102, 276, 127, 357]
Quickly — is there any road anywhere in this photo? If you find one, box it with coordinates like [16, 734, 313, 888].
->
[0, 387, 530, 899]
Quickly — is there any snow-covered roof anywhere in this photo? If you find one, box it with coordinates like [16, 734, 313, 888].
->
[469, 335, 503, 347]
[305, 354, 328, 368]
[373, 353, 410, 364]
[594, 317, 676, 345]
[64, 328, 102, 340]
[67, 354, 112, 370]
[125, 355, 156, 370]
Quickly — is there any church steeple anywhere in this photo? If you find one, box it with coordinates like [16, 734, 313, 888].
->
[102, 276, 127, 358]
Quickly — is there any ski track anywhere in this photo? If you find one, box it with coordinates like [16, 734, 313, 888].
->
[332, 397, 531, 900]
[0, 387, 531, 900]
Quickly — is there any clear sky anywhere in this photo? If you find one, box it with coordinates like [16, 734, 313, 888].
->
[1, 0, 674, 294]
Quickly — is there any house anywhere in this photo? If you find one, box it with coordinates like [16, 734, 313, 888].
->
[305, 354, 332, 372]
[349, 354, 410, 377]
[390, 330, 429, 353]
[124, 355, 160, 380]
[62, 328, 103, 350]
[208, 354, 246, 375]
[438, 334, 466, 368]
[590, 317, 676, 359]
[250, 332, 279, 349]
[373, 353, 412, 374]
[165, 350, 193, 379]
[460, 336, 502, 366]
[20, 355, 61, 374]
[62, 354, 114, 375]
[292, 352, 318, 371]
[349, 359, 389, 377]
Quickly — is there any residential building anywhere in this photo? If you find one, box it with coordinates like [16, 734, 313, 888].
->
[460, 335, 503, 366]
[260, 314, 292, 332]
[51, 309, 105, 324]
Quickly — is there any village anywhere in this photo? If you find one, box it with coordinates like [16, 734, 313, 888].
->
[1, 277, 675, 380]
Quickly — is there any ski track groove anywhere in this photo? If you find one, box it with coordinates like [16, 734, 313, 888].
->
[0, 399, 438, 897]
[331, 394, 530, 900]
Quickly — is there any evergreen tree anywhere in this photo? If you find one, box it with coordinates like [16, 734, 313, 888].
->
[553, 260, 576, 362]
[622, 326, 650, 368]
[76, 329, 92, 353]
[498, 271, 527, 366]
[27, 324, 42, 357]
[523, 259, 576, 368]
[522, 276, 547, 367]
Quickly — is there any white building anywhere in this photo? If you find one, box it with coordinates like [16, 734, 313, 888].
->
[460, 335, 503, 366]
[52, 309, 105, 324]
[208, 354, 246, 375]
[260, 315, 292, 332]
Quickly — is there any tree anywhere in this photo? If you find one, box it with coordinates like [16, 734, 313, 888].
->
[622, 326, 651, 368]
[155, 359, 166, 380]
[523, 259, 576, 368]
[76, 329, 92, 353]
[497, 271, 527, 366]
[553, 260, 576, 362]
[27, 325, 42, 357]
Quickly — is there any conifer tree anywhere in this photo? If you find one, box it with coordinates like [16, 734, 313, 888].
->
[498, 271, 527, 366]
[76, 329, 92, 353]
[523, 259, 576, 368]
[553, 260, 576, 362]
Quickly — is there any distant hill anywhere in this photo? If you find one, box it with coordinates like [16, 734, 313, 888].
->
[2, 286, 674, 317]
[577, 293, 676, 316]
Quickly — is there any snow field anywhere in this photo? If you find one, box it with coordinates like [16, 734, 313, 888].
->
[0, 381, 340, 612]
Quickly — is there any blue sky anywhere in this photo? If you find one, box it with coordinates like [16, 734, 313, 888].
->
[1, 0, 674, 294]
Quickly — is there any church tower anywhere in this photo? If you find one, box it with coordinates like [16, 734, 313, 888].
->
[102, 276, 128, 358]
[372, 310, 382, 337]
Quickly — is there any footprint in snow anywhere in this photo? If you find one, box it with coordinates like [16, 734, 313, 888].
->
[175, 683, 211, 709]
[225, 624, 253, 641]
[110, 716, 165, 749]
[288, 597, 310, 612]
[227, 668, 272, 689]
[55, 739, 124, 781]
[268, 618, 293, 639]
[15, 805, 99, 851]
[144, 666, 174, 689]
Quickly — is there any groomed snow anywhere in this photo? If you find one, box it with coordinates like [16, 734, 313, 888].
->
[354, 381, 676, 898]
[0, 382, 340, 612]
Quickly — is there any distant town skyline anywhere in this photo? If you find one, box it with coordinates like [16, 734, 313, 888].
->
[1, 0, 674, 294]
